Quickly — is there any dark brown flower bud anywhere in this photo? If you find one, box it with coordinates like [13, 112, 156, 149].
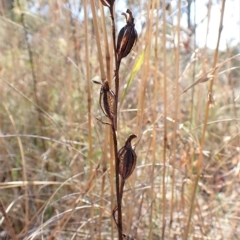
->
[117, 9, 138, 61]
[99, 80, 116, 121]
[118, 134, 137, 180]
[100, 0, 115, 8]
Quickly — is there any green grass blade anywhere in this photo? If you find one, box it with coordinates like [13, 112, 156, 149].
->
[120, 50, 145, 105]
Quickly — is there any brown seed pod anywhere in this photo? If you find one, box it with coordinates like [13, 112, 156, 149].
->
[100, 0, 115, 8]
[118, 134, 137, 180]
[99, 80, 116, 121]
[117, 9, 138, 61]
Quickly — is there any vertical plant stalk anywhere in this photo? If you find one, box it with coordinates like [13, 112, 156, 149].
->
[89, 0, 106, 81]
[0, 200, 17, 240]
[136, 0, 157, 238]
[17, 0, 46, 150]
[84, 0, 92, 176]
[112, 133, 137, 238]
[189, 0, 197, 126]
[112, 126, 122, 239]
[84, 0, 94, 238]
[119, 178, 125, 202]
[99, 4, 114, 237]
[183, 0, 226, 239]
[92, 3, 123, 234]
[68, 2, 83, 119]
[162, 0, 168, 238]
[99, 3, 111, 82]
[169, 0, 181, 234]
[69, 2, 79, 66]
[136, 5, 150, 132]
[108, 6, 122, 240]
[98, 4, 138, 239]
[89, 1, 109, 237]
[3, 104, 29, 231]
[109, 7, 119, 128]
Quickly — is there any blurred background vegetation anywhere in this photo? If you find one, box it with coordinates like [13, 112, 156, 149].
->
[0, 0, 239, 239]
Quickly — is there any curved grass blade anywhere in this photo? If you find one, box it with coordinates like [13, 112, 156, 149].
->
[120, 50, 145, 106]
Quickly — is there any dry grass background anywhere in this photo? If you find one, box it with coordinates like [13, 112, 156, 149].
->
[0, 0, 240, 239]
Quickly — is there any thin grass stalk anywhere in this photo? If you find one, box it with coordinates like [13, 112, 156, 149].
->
[65, 62, 75, 127]
[44, 185, 81, 238]
[19, 191, 51, 236]
[84, 0, 95, 238]
[229, 202, 240, 239]
[16, 0, 46, 150]
[109, 137, 115, 239]
[183, 1, 226, 239]
[40, 145, 100, 238]
[125, 181, 133, 234]
[89, 4, 116, 236]
[196, 1, 212, 128]
[79, 2, 122, 239]
[90, 182, 95, 238]
[100, 129, 112, 234]
[108, 5, 123, 239]
[89, 0, 106, 82]
[227, 53, 240, 167]
[161, 0, 168, 238]
[99, 3, 111, 82]
[194, 0, 212, 126]
[226, 51, 235, 117]
[109, 7, 119, 129]
[45, 162, 102, 240]
[0, 77, 68, 140]
[98, 11, 115, 237]
[136, 5, 151, 134]
[98, 92, 112, 237]
[189, 0, 197, 126]
[98, 172, 105, 232]
[84, 0, 92, 162]
[111, 125, 122, 240]
[195, 199, 207, 235]
[136, 72, 145, 133]
[203, 0, 212, 65]
[195, 83, 203, 127]
[169, 0, 181, 237]
[226, 49, 240, 164]
[3, 104, 29, 231]
[148, 1, 158, 238]
[0, 199, 17, 240]
[69, 2, 79, 66]
[99, 162, 107, 240]
[68, 2, 82, 124]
